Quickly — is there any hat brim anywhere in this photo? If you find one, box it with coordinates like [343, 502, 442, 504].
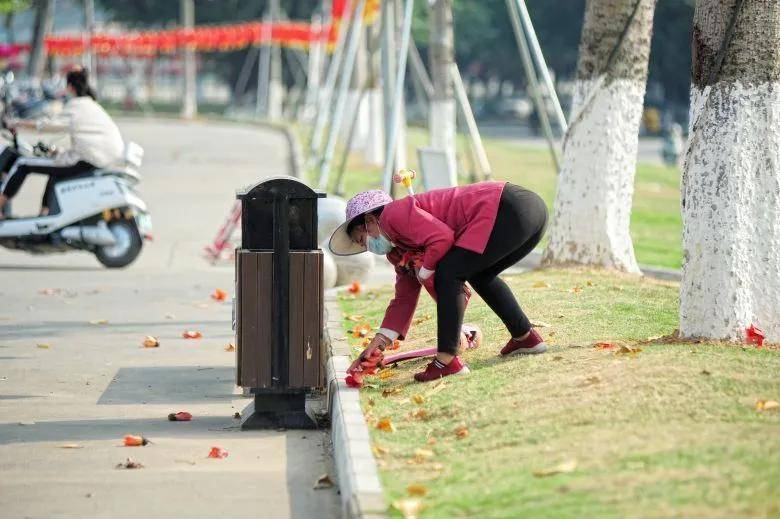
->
[329, 220, 367, 256]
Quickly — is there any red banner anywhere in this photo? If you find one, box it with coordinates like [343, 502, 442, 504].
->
[7, 20, 337, 58]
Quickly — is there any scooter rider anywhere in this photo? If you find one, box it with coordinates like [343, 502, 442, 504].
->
[0, 67, 124, 218]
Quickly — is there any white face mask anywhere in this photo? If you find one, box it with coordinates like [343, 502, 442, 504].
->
[367, 234, 393, 255]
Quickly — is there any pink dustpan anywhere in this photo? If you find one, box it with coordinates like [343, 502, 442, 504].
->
[381, 324, 483, 366]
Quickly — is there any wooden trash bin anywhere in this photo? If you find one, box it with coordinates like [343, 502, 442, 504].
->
[234, 177, 325, 429]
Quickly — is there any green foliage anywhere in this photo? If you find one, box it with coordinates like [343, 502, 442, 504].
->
[0, 0, 29, 14]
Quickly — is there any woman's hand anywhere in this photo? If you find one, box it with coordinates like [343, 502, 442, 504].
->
[361, 333, 392, 360]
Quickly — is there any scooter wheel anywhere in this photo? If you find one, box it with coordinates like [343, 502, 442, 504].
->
[94, 220, 143, 269]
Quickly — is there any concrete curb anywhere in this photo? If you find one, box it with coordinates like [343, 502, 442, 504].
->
[324, 293, 387, 519]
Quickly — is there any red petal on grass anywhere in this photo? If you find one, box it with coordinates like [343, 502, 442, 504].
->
[347, 281, 362, 294]
[746, 325, 765, 347]
[593, 342, 616, 350]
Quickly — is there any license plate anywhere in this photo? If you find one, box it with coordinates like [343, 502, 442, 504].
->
[136, 212, 153, 235]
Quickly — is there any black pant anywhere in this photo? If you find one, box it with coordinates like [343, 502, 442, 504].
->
[1, 151, 94, 203]
[434, 183, 548, 355]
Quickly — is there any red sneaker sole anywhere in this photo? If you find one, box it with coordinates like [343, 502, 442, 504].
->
[502, 342, 548, 356]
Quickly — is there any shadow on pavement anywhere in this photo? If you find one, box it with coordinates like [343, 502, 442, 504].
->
[98, 366, 236, 405]
[0, 415, 251, 445]
[0, 320, 230, 340]
[0, 263, 102, 272]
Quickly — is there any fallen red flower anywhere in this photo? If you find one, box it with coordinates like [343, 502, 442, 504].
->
[168, 411, 193, 421]
[208, 446, 228, 459]
[746, 325, 765, 347]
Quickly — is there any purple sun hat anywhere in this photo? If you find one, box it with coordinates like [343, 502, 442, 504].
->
[329, 189, 393, 256]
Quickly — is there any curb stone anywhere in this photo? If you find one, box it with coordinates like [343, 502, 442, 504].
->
[325, 292, 387, 519]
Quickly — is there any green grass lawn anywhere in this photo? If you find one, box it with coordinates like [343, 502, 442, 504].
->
[310, 127, 682, 269]
[339, 269, 780, 518]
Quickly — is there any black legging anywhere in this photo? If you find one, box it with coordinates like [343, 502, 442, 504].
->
[434, 183, 548, 355]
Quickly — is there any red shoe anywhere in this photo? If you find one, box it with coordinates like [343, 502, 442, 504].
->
[413, 356, 470, 382]
[500, 329, 548, 356]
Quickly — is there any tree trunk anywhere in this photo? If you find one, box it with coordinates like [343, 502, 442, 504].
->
[680, 0, 780, 342]
[542, 0, 657, 273]
[428, 0, 457, 183]
[27, 0, 54, 82]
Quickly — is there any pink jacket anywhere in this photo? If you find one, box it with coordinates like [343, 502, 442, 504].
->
[379, 181, 506, 337]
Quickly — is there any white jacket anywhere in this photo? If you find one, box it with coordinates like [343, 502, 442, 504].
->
[39, 96, 124, 168]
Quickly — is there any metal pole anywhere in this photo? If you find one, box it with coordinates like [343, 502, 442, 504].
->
[506, 0, 561, 171]
[267, 0, 283, 120]
[408, 40, 433, 100]
[84, 0, 96, 86]
[317, 0, 367, 190]
[309, 0, 355, 158]
[256, 14, 271, 118]
[231, 46, 259, 109]
[450, 64, 492, 180]
[515, 0, 567, 133]
[334, 84, 369, 195]
[380, 0, 396, 174]
[303, 13, 324, 122]
[381, 0, 414, 193]
[180, 0, 197, 119]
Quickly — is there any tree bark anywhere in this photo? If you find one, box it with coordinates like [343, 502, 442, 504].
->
[680, 0, 780, 342]
[542, 0, 657, 273]
[27, 0, 54, 82]
[429, 0, 457, 183]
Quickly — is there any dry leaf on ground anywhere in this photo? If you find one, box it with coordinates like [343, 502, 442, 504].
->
[116, 458, 144, 469]
[411, 409, 430, 421]
[382, 387, 402, 398]
[372, 445, 389, 457]
[376, 418, 395, 432]
[36, 343, 51, 349]
[411, 394, 425, 405]
[168, 411, 192, 421]
[224, 343, 235, 352]
[345, 314, 365, 322]
[313, 473, 334, 489]
[455, 426, 469, 439]
[533, 459, 577, 477]
[59, 444, 83, 449]
[531, 320, 552, 328]
[411, 449, 434, 464]
[616, 345, 642, 356]
[407, 484, 428, 497]
[412, 314, 432, 325]
[379, 370, 396, 380]
[392, 499, 422, 519]
[582, 376, 601, 386]
[142, 336, 160, 348]
[532, 281, 550, 289]
[593, 342, 616, 350]
[89, 319, 108, 325]
[570, 286, 583, 294]
[756, 400, 779, 412]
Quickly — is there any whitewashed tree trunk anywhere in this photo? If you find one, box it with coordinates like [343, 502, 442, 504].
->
[363, 88, 385, 165]
[680, 0, 780, 343]
[542, 0, 657, 273]
[428, 0, 457, 180]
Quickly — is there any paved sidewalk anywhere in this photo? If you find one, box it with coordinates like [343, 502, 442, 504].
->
[0, 120, 338, 519]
